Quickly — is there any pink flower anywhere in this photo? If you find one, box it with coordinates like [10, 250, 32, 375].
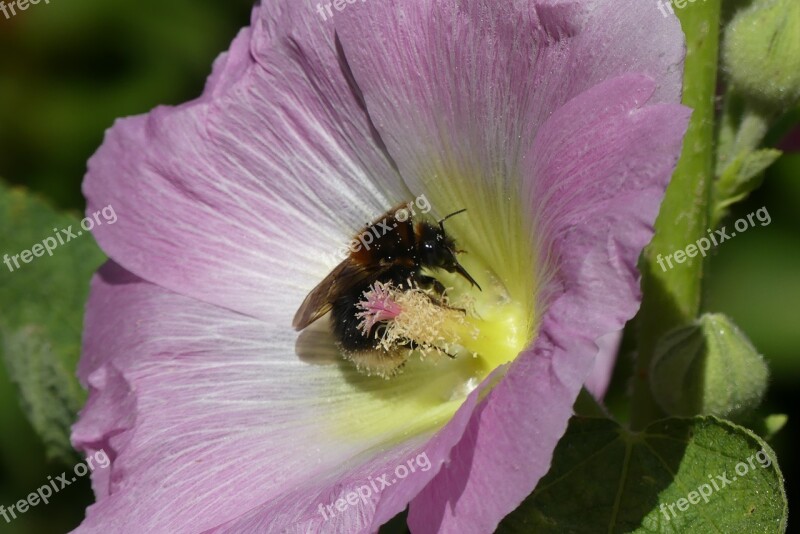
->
[72, 1, 689, 532]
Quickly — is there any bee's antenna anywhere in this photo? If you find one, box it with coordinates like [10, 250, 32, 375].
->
[438, 208, 467, 232]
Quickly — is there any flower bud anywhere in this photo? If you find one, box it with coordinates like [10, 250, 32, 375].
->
[650, 313, 769, 418]
[722, 0, 800, 110]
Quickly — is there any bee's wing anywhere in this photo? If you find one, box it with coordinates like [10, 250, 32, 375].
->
[292, 286, 333, 331]
[292, 258, 387, 331]
[293, 202, 416, 331]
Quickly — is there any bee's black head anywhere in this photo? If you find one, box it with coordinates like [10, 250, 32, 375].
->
[418, 210, 481, 290]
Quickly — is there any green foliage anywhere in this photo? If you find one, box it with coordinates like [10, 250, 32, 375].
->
[0, 0, 253, 210]
[498, 416, 787, 533]
[0, 181, 105, 462]
[713, 0, 800, 224]
[713, 148, 782, 226]
[633, 0, 722, 428]
[755, 414, 789, 442]
[706, 159, 800, 381]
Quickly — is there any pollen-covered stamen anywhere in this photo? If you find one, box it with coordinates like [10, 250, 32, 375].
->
[381, 288, 478, 358]
[355, 281, 482, 360]
[355, 281, 404, 336]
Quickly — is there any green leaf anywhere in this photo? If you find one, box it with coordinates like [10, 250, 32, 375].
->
[498, 416, 787, 534]
[735, 150, 782, 188]
[0, 181, 105, 462]
[713, 148, 782, 226]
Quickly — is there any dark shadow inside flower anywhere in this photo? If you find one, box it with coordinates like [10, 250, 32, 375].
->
[292, 232, 531, 430]
[333, 32, 398, 169]
[294, 288, 508, 402]
[295, 319, 341, 366]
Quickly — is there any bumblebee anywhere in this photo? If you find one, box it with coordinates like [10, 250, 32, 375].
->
[293, 203, 479, 374]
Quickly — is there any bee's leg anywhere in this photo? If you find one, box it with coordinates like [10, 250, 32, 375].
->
[430, 297, 467, 315]
[395, 338, 457, 360]
[439, 347, 458, 359]
[343, 347, 410, 378]
[414, 274, 447, 295]
[412, 279, 468, 315]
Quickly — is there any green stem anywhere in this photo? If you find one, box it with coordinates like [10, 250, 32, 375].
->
[631, 3, 722, 430]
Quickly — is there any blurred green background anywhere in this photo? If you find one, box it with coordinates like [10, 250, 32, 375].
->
[0, 1, 797, 533]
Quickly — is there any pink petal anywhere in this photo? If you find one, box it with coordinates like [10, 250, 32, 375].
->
[333, 0, 684, 206]
[83, 5, 407, 322]
[74, 262, 504, 532]
[408, 74, 690, 532]
[584, 330, 623, 401]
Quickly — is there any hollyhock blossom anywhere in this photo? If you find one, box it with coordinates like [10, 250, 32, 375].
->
[72, 0, 689, 532]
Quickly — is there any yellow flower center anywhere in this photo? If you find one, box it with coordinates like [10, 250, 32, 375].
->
[321, 177, 537, 445]
[323, 253, 531, 444]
